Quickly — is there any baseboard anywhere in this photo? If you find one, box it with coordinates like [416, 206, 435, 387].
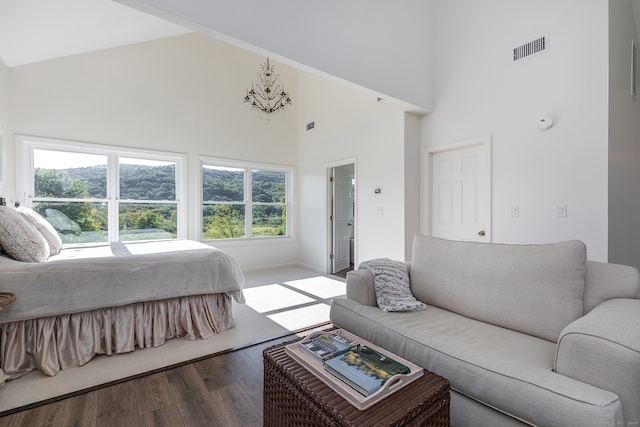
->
[294, 262, 325, 274]
[240, 262, 299, 273]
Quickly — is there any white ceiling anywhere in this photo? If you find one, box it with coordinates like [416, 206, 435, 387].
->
[0, 0, 192, 67]
[1, 1, 640, 68]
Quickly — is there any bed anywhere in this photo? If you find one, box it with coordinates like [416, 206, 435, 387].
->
[0, 238, 245, 379]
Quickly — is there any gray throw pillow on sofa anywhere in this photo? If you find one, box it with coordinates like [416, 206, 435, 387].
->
[359, 258, 426, 312]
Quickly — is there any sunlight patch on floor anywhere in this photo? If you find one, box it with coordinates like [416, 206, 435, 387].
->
[242, 284, 315, 313]
[267, 303, 332, 331]
[284, 276, 346, 299]
[241, 270, 346, 331]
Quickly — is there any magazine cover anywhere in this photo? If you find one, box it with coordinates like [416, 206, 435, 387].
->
[324, 346, 411, 396]
[300, 332, 359, 361]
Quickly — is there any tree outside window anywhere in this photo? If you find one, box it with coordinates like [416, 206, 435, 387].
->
[28, 143, 182, 244]
[202, 163, 289, 240]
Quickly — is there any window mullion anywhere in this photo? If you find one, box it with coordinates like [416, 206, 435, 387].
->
[108, 153, 119, 242]
[245, 167, 252, 238]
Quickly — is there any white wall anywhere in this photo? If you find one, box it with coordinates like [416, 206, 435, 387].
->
[608, 0, 640, 269]
[116, 0, 435, 113]
[404, 112, 421, 259]
[0, 58, 9, 197]
[0, 60, 8, 128]
[422, 0, 610, 261]
[297, 72, 409, 272]
[8, 33, 300, 270]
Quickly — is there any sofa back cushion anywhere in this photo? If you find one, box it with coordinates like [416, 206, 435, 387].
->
[410, 235, 586, 342]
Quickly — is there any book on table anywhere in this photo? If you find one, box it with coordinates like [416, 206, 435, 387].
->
[284, 329, 424, 410]
[299, 332, 360, 361]
[324, 346, 411, 397]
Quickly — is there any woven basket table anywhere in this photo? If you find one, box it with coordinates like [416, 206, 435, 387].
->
[263, 339, 450, 427]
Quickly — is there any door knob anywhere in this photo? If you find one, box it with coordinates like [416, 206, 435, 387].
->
[478, 230, 486, 236]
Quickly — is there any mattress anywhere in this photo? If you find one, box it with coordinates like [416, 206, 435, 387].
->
[0, 239, 245, 323]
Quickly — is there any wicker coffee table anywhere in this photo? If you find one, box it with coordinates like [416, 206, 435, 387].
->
[263, 338, 450, 426]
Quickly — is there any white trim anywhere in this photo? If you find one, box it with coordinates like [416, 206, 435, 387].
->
[325, 156, 358, 275]
[325, 156, 358, 169]
[426, 135, 492, 241]
[198, 154, 295, 243]
[16, 134, 188, 240]
[198, 155, 295, 173]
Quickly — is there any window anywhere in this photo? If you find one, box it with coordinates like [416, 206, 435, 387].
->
[20, 136, 185, 244]
[201, 159, 291, 241]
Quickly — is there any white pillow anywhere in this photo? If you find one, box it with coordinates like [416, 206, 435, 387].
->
[17, 207, 63, 256]
[0, 206, 50, 262]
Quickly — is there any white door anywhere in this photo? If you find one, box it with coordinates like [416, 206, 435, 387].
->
[431, 143, 490, 241]
[332, 165, 352, 272]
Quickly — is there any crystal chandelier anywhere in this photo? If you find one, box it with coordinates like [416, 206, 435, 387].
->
[244, 58, 292, 120]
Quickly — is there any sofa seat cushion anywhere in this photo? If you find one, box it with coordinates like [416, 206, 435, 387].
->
[410, 235, 586, 342]
[330, 298, 623, 427]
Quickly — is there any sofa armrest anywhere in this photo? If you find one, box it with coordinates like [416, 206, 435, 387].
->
[555, 298, 640, 424]
[345, 269, 377, 307]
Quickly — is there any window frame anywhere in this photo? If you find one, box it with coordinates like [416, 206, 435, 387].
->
[17, 135, 188, 242]
[199, 155, 294, 243]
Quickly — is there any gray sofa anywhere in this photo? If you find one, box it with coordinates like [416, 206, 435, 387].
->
[329, 235, 640, 426]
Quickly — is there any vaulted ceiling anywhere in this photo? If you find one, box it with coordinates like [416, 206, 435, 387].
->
[1, 0, 640, 68]
[0, 0, 191, 67]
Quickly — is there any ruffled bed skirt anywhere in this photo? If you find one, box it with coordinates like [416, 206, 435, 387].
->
[0, 293, 235, 380]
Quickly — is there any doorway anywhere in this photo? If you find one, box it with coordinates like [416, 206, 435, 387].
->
[329, 162, 355, 276]
[429, 136, 492, 242]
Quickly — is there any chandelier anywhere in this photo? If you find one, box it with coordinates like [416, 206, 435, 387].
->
[244, 58, 292, 120]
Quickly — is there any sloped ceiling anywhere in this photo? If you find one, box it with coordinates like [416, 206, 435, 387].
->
[0, 0, 191, 67]
[1, 0, 640, 68]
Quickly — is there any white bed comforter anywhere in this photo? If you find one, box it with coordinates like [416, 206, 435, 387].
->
[0, 239, 245, 323]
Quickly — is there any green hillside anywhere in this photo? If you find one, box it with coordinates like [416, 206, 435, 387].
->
[33, 164, 286, 242]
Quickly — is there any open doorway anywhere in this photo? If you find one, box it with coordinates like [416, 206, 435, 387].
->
[329, 162, 355, 276]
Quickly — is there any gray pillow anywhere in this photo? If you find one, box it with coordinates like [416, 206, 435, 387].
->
[17, 207, 63, 256]
[359, 258, 426, 312]
[0, 206, 50, 262]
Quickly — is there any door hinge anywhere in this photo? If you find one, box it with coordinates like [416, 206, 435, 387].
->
[329, 215, 333, 221]
[330, 176, 334, 182]
[330, 254, 335, 260]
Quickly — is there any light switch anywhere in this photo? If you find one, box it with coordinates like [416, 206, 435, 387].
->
[556, 205, 567, 218]
[376, 207, 383, 216]
[510, 206, 519, 218]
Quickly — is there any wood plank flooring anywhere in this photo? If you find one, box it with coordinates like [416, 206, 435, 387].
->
[0, 332, 311, 427]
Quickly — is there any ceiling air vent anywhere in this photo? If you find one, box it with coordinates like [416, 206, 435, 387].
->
[513, 34, 548, 62]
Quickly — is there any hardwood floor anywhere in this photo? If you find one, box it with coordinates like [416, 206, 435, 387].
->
[0, 333, 308, 427]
